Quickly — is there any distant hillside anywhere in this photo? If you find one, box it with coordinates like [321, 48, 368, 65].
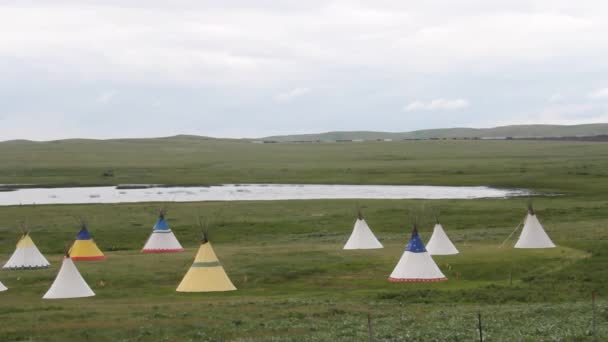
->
[261, 124, 608, 142]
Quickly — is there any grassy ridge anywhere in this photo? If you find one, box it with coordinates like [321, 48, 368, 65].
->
[1, 139, 608, 340]
[263, 123, 608, 141]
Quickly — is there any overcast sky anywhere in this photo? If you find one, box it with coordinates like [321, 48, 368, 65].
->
[1, 1, 608, 140]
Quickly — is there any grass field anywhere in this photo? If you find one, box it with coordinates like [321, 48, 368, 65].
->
[1, 139, 608, 341]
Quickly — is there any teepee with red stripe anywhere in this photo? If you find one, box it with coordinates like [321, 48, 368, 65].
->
[389, 225, 447, 283]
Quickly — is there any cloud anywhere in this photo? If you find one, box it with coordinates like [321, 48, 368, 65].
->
[275, 87, 310, 102]
[588, 88, 608, 99]
[0, 2, 607, 140]
[96, 90, 115, 104]
[493, 103, 608, 126]
[548, 93, 563, 102]
[404, 98, 469, 112]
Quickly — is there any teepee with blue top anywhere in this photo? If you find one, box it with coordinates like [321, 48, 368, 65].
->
[142, 209, 184, 253]
[69, 222, 105, 261]
[389, 225, 447, 282]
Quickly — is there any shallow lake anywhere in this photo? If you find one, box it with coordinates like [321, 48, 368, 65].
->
[0, 184, 530, 206]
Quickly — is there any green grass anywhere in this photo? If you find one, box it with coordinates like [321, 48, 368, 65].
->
[1, 138, 608, 195]
[1, 139, 608, 340]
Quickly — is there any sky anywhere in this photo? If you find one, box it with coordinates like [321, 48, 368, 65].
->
[1, 0, 608, 140]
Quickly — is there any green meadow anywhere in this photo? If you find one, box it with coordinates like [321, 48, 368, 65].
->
[1, 138, 608, 341]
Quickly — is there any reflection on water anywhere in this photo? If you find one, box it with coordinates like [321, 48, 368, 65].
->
[0, 184, 530, 206]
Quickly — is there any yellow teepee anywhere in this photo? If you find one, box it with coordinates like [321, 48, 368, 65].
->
[69, 224, 105, 261]
[177, 235, 236, 292]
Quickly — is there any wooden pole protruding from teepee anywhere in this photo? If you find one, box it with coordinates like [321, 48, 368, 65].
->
[20, 221, 29, 235]
[527, 202, 535, 215]
[357, 206, 364, 220]
[198, 216, 209, 244]
[64, 242, 72, 258]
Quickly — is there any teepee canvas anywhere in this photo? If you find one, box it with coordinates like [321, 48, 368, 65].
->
[343, 210, 383, 250]
[0, 281, 7, 292]
[43, 254, 95, 299]
[177, 233, 236, 292]
[514, 205, 555, 249]
[69, 223, 105, 261]
[142, 210, 184, 253]
[3, 230, 50, 269]
[389, 225, 447, 282]
[425, 220, 459, 255]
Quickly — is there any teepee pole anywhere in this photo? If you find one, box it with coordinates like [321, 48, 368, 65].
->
[499, 218, 524, 248]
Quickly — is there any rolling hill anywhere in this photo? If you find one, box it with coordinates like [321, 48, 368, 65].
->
[261, 123, 608, 141]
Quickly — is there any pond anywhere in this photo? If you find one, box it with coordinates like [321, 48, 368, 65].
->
[0, 184, 530, 206]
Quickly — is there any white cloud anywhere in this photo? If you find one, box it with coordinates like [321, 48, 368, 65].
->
[588, 88, 608, 99]
[548, 93, 563, 102]
[275, 87, 310, 102]
[494, 103, 608, 126]
[404, 98, 469, 112]
[96, 90, 115, 104]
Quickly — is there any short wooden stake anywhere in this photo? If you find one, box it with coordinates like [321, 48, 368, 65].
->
[367, 312, 373, 342]
[592, 292, 597, 341]
[478, 311, 483, 342]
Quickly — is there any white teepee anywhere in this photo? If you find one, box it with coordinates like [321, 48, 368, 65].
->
[142, 210, 184, 253]
[0, 281, 7, 292]
[426, 223, 459, 255]
[514, 206, 555, 249]
[43, 256, 95, 299]
[3, 232, 50, 269]
[343, 210, 383, 250]
[389, 226, 447, 282]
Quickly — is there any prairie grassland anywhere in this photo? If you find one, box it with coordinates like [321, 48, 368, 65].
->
[0, 139, 607, 340]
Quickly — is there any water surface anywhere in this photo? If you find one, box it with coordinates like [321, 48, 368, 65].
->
[0, 184, 530, 206]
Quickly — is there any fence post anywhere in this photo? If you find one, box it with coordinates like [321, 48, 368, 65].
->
[478, 311, 483, 342]
[367, 312, 373, 342]
[592, 292, 597, 341]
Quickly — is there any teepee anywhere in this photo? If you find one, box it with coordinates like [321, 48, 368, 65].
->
[43, 252, 95, 299]
[69, 223, 105, 261]
[343, 209, 383, 250]
[0, 281, 7, 292]
[177, 232, 236, 292]
[142, 209, 184, 253]
[425, 219, 459, 255]
[3, 228, 50, 269]
[389, 225, 447, 282]
[514, 205, 556, 249]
